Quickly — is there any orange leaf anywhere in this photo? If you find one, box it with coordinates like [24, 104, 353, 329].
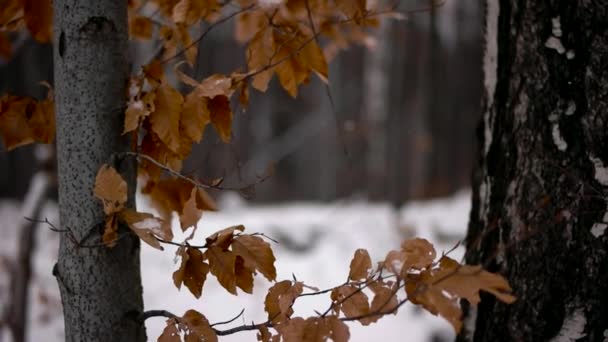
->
[24, 0, 52, 43]
[176, 25, 197, 67]
[142, 59, 165, 86]
[0, 0, 21, 27]
[326, 316, 350, 342]
[182, 310, 218, 342]
[149, 83, 183, 153]
[205, 245, 237, 294]
[231, 234, 277, 281]
[247, 26, 276, 92]
[173, 247, 209, 298]
[348, 248, 371, 281]
[207, 95, 232, 142]
[205, 225, 244, 249]
[94, 165, 127, 215]
[28, 96, 55, 144]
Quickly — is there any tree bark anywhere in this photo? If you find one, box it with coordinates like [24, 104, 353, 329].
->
[461, 1, 608, 341]
[53, 2, 145, 341]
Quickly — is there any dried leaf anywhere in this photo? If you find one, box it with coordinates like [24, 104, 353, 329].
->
[247, 26, 275, 92]
[143, 59, 164, 86]
[207, 95, 232, 142]
[94, 165, 127, 215]
[118, 209, 170, 250]
[158, 318, 180, 342]
[181, 92, 210, 143]
[130, 16, 153, 40]
[0, 96, 35, 150]
[205, 245, 237, 294]
[0, 32, 11, 60]
[401, 238, 436, 270]
[195, 74, 234, 98]
[28, 96, 55, 144]
[331, 285, 370, 323]
[150, 83, 184, 153]
[173, 247, 209, 298]
[24, 0, 52, 43]
[348, 248, 371, 281]
[0, 0, 21, 27]
[326, 315, 350, 342]
[124, 91, 155, 134]
[265, 280, 303, 323]
[182, 310, 218, 342]
[177, 25, 197, 67]
[235, 256, 254, 293]
[102, 214, 119, 248]
[205, 225, 244, 249]
[231, 235, 277, 281]
[180, 187, 201, 230]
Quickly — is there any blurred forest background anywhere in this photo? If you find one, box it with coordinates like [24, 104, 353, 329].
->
[0, 0, 481, 205]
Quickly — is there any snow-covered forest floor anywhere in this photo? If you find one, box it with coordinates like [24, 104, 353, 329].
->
[0, 190, 471, 342]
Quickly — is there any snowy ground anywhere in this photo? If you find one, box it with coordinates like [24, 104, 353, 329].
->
[0, 190, 471, 342]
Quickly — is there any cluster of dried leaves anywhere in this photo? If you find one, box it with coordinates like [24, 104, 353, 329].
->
[2, 1, 517, 341]
[156, 238, 515, 342]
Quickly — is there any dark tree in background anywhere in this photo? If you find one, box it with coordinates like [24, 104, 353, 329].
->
[462, 0, 608, 340]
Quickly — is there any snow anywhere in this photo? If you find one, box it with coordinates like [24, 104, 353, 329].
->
[549, 308, 587, 342]
[545, 37, 566, 54]
[589, 155, 608, 186]
[552, 124, 568, 151]
[0, 190, 472, 341]
[482, 0, 499, 155]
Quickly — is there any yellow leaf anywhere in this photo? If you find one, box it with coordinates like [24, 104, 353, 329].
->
[205, 245, 237, 294]
[232, 234, 277, 281]
[177, 25, 197, 67]
[348, 248, 371, 281]
[149, 83, 184, 153]
[93, 165, 127, 215]
[24, 0, 52, 43]
[173, 247, 209, 298]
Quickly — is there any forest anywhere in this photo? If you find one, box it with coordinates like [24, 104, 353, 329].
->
[0, 0, 607, 342]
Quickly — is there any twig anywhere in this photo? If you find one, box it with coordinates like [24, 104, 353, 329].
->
[210, 309, 245, 327]
[140, 310, 177, 322]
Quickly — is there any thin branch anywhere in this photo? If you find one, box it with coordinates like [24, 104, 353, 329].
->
[160, 4, 256, 64]
[140, 310, 177, 322]
[210, 309, 245, 327]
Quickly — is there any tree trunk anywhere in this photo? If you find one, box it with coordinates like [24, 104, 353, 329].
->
[461, 1, 608, 341]
[53, 2, 145, 341]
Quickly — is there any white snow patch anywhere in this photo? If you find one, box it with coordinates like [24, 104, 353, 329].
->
[589, 155, 608, 186]
[551, 17, 562, 37]
[552, 124, 568, 151]
[565, 101, 576, 115]
[566, 50, 575, 60]
[463, 304, 478, 341]
[257, 0, 284, 8]
[591, 223, 607, 238]
[550, 308, 587, 342]
[483, 0, 499, 155]
[133, 217, 162, 230]
[545, 37, 566, 54]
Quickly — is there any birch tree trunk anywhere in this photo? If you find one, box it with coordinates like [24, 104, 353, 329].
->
[53, 1, 145, 341]
[461, 1, 608, 340]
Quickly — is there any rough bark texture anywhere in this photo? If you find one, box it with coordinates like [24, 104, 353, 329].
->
[461, 1, 608, 341]
[53, 1, 145, 341]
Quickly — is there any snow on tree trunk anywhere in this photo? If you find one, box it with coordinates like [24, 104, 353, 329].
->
[461, 1, 608, 341]
[53, 1, 145, 341]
